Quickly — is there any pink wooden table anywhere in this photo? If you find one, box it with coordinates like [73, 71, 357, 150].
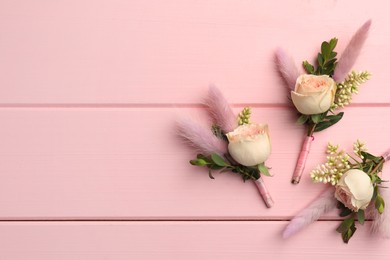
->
[1, 0, 390, 259]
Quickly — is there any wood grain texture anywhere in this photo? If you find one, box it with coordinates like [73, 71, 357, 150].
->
[0, 0, 390, 257]
[0, 221, 389, 260]
[0, 107, 388, 219]
[0, 0, 388, 104]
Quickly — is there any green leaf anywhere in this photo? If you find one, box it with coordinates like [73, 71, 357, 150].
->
[336, 217, 355, 233]
[314, 112, 344, 132]
[211, 153, 228, 167]
[207, 164, 225, 170]
[329, 51, 337, 60]
[233, 165, 260, 181]
[314, 38, 338, 76]
[258, 163, 271, 177]
[311, 114, 322, 124]
[337, 217, 356, 244]
[296, 114, 309, 125]
[303, 61, 315, 74]
[361, 151, 381, 163]
[314, 121, 334, 132]
[376, 194, 385, 214]
[317, 53, 324, 66]
[324, 58, 337, 66]
[363, 164, 373, 175]
[339, 207, 353, 217]
[329, 38, 338, 51]
[342, 224, 356, 244]
[357, 209, 365, 225]
[190, 158, 208, 166]
[321, 41, 331, 58]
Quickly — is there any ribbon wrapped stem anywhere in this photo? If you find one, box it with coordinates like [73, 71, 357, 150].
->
[292, 135, 314, 184]
[254, 177, 274, 208]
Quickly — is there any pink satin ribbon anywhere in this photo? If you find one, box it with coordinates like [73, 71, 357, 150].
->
[292, 136, 314, 184]
[383, 150, 390, 162]
[254, 178, 274, 208]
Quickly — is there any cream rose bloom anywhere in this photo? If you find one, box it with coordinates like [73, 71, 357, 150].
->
[291, 74, 337, 115]
[226, 123, 271, 166]
[335, 169, 374, 212]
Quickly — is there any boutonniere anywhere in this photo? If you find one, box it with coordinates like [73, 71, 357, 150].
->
[275, 20, 372, 184]
[283, 140, 390, 243]
[177, 86, 274, 208]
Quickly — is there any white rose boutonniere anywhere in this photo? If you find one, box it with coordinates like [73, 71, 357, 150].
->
[177, 86, 274, 208]
[284, 140, 390, 243]
[275, 20, 372, 184]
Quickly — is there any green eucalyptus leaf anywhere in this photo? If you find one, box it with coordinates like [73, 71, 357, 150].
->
[211, 153, 228, 167]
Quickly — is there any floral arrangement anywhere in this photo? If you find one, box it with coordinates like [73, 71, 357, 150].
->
[283, 140, 390, 243]
[275, 20, 372, 184]
[177, 86, 274, 208]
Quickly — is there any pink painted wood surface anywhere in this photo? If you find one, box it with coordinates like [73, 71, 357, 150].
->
[0, 0, 390, 257]
[0, 0, 389, 105]
[0, 222, 389, 259]
[0, 107, 388, 219]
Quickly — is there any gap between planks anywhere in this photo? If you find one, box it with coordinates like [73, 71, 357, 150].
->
[0, 103, 388, 109]
[0, 219, 373, 222]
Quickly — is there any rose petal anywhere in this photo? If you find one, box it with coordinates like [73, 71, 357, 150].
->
[227, 123, 271, 166]
[344, 169, 374, 200]
[291, 91, 328, 115]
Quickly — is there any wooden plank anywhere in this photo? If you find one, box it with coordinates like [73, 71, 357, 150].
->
[0, 107, 388, 219]
[0, 0, 388, 104]
[0, 221, 388, 259]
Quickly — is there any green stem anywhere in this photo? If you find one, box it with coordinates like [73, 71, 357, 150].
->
[226, 165, 258, 181]
[307, 123, 317, 137]
[370, 157, 385, 175]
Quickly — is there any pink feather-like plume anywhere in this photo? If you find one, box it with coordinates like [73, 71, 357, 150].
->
[205, 85, 237, 133]
[176, 117, 227, 156]
[371, 187, 390, 238]
[275, 48, 300, 91]
[283, 187, 337, 238]
[333, 20, 372, 82]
